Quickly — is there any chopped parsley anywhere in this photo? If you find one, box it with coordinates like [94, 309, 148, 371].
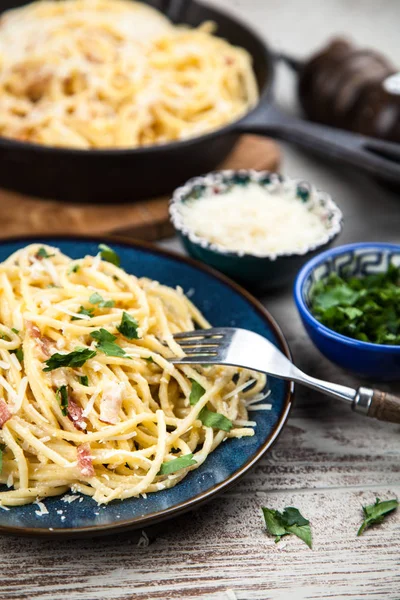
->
[117, 311, 139, 340]
[357, 497, 398, 536]
[99, 244, 120, 267]
[68, 264, 80, 274]
[158, 453, 197, 476]
[79, 375, 89, 387]
[11, 328, 19, 335]
[262, 506, 312, 548]
[189, 379, 205, 406]
[36, 247, 55, 259]
[310, 265, 400, 344]
[43, 348, 96, 371]
[56, 385, 69, 416]
[89, 292, 115, 308]
[145, 356, 154, 364]
[90, 329, 129, 358]
[12, 348, 24, 362]
[71, 306, 95, 321]
[198, 407, 232, 432]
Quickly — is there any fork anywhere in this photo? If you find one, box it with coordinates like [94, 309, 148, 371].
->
[170, 327, 400, 424]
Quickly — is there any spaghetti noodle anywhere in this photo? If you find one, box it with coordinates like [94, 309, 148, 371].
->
[0, 0, 258, 149]
[0, 244, 267, 506]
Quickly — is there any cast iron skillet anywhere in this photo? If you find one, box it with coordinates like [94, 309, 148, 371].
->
[1, 0, 400, 202]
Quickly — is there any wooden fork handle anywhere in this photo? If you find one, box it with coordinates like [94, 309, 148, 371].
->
[368, 390, 400, 424]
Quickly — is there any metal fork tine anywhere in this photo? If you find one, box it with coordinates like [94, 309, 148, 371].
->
[176, 340, 220, 348]
[173, 328, 228, 340]
[180, 348, 218, 356]
[170, 357, 218, 365]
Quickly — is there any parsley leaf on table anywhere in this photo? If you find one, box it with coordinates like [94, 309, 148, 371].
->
[262, 506, 312, 548]
[43, 348, 96, 371]
[117, 312, 140, 340]
[189, 379, 205, 406]
[158, 453, 197, 476]
[310, 265, 400, 344]
[98, 244, 120, 267]
[357, 497, 398, 536]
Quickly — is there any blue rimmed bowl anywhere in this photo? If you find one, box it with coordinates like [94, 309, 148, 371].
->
[294, 242, 400, 381]
[170, 170, 343, 291]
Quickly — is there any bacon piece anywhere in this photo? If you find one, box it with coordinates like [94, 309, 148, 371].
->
[67, 398, 86, 431]
[26, 321, 55, 358]
[99, 382, 122, 425]
[77, 443, 94, 478]
[0, 399, 11, 427]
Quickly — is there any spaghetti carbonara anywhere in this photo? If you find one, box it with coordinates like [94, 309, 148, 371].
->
[0, 244, 267, 507]
[0, 0, 258, 149]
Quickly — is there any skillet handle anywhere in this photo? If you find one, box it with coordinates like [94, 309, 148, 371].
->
[237, 104, 400, 184]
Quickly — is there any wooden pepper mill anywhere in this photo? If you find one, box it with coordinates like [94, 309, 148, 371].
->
[298, 38, 400, 142]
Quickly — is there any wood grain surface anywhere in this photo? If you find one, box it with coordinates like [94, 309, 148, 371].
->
[0, 135, 280, 242]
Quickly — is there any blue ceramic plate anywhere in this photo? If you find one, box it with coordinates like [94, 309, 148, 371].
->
[0, 236, 293, 538]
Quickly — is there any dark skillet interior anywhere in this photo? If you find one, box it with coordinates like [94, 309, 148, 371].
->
[0, 0, 272, 203]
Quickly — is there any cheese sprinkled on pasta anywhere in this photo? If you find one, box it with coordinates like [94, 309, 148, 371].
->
[0, 244, 266, 506]
[0, 0, 258, 149]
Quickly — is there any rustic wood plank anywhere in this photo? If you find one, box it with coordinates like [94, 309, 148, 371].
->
[1, 411, 399, 600]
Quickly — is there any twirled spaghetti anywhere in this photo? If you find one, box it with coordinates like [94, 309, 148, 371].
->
[0, 244, 267, 506]
[0, 0, 258, 149]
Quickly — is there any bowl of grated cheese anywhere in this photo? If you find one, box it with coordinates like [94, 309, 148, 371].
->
[170, 170, 343, 290]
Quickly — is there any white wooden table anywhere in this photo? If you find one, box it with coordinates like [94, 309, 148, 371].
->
[2, 1, 400, 598]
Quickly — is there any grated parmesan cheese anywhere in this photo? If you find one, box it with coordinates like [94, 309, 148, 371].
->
[62, 494, 80, 503]
[13, 376, 28, 413]
[177, 182, 331, 257]
[34, 500, 49, 516]
[9, 353, 22, 372]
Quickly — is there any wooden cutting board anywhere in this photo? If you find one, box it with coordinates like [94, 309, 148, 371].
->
[1, 135, 280, 242]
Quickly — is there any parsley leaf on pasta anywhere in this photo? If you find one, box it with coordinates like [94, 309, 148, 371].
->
[158, 453, 197, 475]
[56, 385, 69, 416]
[36, 247, 55, 259]
[71, 306, 95, 321]
[91, 329, 129, 358]
[79, 375, 89, 387]
[89, 292, 115, 308]
[199, 407, 232, 432]
[189, 379, 205, 405]
[117, 312, 140, 340]
[98, 244, 120, 267]
[11, 348, 23, 362]
[43, 348, 97, 371]
[67, 264, 80, 274]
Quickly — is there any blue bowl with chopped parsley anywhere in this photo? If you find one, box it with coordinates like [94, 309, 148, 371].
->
[294, 242, 400, 380]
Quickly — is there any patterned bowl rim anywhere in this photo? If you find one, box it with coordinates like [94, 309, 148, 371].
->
[169, 169, 343, 260]
[294, 241, 400, 351]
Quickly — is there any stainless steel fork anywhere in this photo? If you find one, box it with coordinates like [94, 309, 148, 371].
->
[170, 327, 400, 424]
